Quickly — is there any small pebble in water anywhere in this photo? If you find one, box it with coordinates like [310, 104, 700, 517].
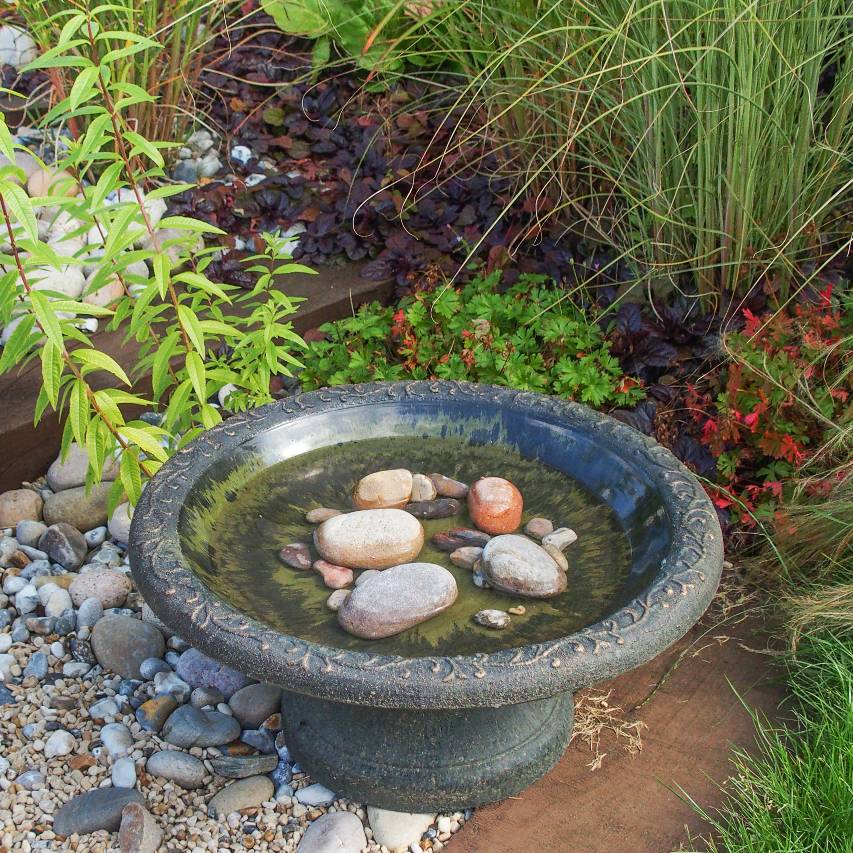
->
[410, 473, 437, 502]
[523, 517, 554, 540]
[508, 605, 526, 616]
[428, 473, 469, 499]
[278, 543, 312, 570]
[473, 609, 511, 630]
[542, 527, 578, 551]
[542, 542, 569, 572]
[431, 527, 491, 552]
[305, 507, 342, 524]
[449, 547, 482, 570]
[404, 498, 460, 520]
[326, 589, 349, 611]
[313, 560, 354, 590]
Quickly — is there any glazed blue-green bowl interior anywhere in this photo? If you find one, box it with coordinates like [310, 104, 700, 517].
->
[176, 395, 670, 658]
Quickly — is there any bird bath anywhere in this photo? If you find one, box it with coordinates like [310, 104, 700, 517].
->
[129, 381, 723, 811]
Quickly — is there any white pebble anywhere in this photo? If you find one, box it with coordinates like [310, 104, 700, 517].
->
[44, 729, 75, 758]
[111, 756, 136, 788]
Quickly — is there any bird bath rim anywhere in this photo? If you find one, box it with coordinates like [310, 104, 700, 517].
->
[129, 380, 723, 710]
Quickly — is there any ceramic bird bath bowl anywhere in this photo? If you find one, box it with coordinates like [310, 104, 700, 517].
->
[129, 381, 723, 811]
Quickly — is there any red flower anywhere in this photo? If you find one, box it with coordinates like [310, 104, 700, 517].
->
[742, 308, 762, 337]
[779, 434, 805, 465]
[702, 418, 718, 440]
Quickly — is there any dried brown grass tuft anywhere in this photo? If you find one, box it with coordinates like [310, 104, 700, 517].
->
[569, 690, 646, 771]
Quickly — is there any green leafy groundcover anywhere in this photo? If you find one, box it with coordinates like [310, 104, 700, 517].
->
[299, 270, 645, 408]
[685, 632, 853, 852]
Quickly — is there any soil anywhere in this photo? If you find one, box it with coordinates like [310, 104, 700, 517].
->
[447, 612, 785, 853]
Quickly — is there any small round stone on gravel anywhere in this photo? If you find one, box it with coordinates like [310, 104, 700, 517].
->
[38, 523, 87, 570]
[228, 682, 282, 730]
[161, 704, 241, 748]
[296, 783, 337, 807]
[23, 651, 48, 679]
[91, 613, 166, 679]
[111, 756, 138, 788]
[16, 769, 45, 790]
[139, 656, 171, 679]
[100, 722, 133, 757]
[146, 749, 207, 789]
[190, 685, 224, 708]
[118, 802, 162, 853]
[154, 670, 191, 702]
[69, 568, 132, 609]
[44, 729, 75, 758]
[135, 694, 178, 733]
[297, 811, 367, 853]
[84, 526, 108, 548]
[175, 648, 253, 699]
[14, 520, 47, 548]
[208, 775, 274, 819]
[90, 697, 120, 720]
[76, 595, 104, 627]
[53, 787, 144, 837]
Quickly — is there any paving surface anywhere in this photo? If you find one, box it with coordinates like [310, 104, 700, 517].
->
[448, 612, 784, 853]
[0, 263, 391, 491]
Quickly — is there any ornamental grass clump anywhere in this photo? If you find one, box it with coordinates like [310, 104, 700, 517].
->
[374, 0, 853, 304]
[19, 0, 238, 141]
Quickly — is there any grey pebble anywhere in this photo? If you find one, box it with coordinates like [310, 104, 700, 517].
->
[17, 769, 44, 790]
[23, 652, 48, 680]
[139, 657, 171, 680]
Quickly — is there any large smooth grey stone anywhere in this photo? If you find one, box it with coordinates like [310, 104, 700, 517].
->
[46, 443, 118, 492]
[43, 483, 112, 529]
[175, 648, 252, 699]
[146, 750, 207, 789]
[481, 535, 566, 598]
[161, 704, 240, 748]
[337, 562, 457, 639]
[296, 811, 368, 853]
[227, 682, 281, 729]
[314, 509, 424, 570]
[207, 775, 273, 818]
[53, 788, 144, 837]
[91, 614, 165, 679]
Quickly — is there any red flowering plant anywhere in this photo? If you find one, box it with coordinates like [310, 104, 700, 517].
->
[687, 285, 852, 527]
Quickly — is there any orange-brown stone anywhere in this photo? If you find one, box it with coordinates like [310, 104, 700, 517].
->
[467, 477, 523, 534]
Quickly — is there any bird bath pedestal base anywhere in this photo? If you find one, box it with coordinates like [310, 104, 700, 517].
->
[281, 690, 575, 811]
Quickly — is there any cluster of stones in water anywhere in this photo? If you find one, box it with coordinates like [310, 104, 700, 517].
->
[278, 469, 579, 640]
